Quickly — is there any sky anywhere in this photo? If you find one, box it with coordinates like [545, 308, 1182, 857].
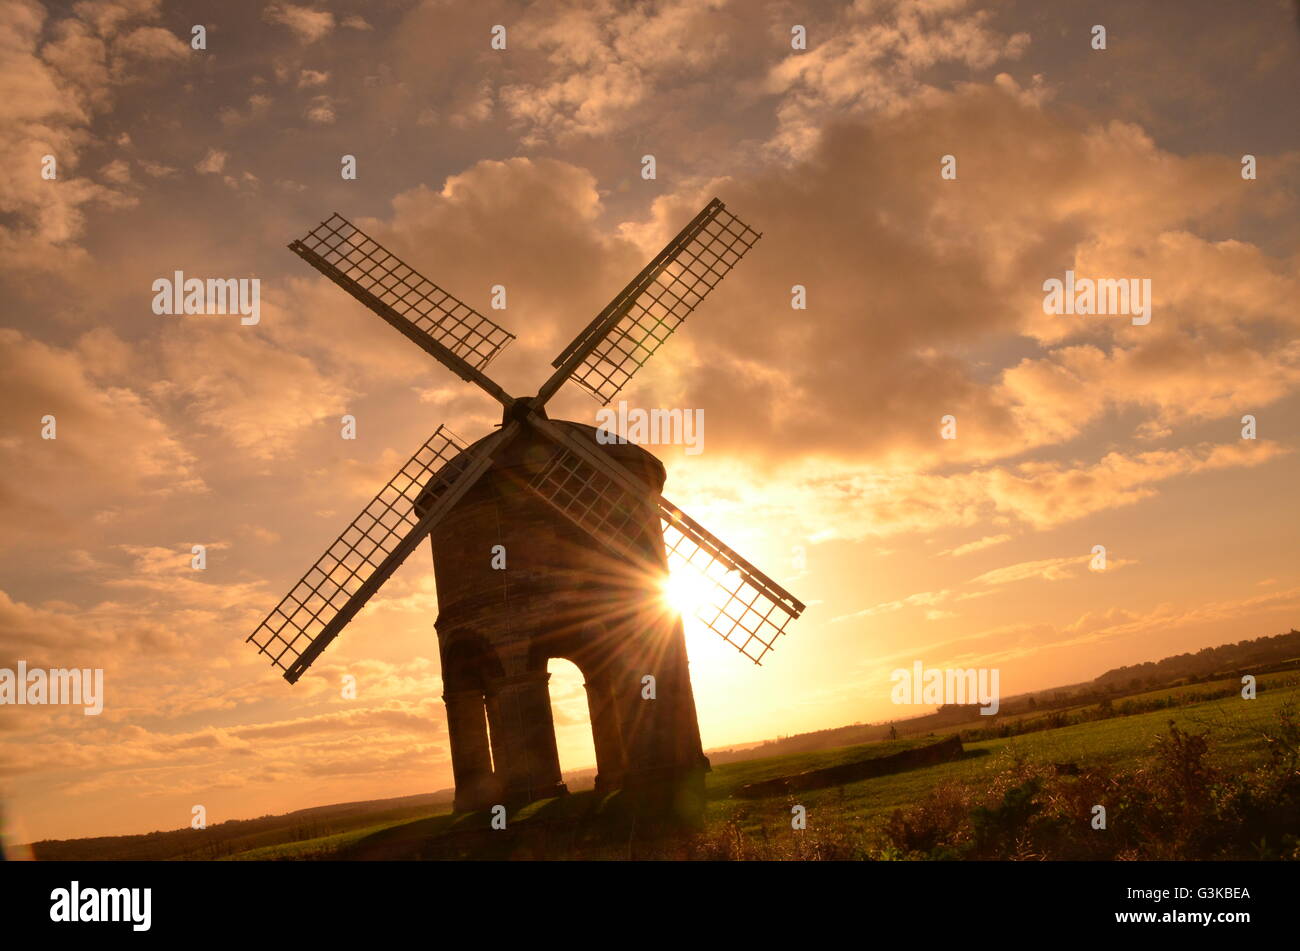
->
[1, 0, 1298, 842]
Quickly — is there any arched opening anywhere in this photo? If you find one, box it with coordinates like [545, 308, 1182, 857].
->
[546, 657, 598, 791]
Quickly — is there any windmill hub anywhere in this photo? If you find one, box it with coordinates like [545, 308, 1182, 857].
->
[248, 198, 804, 818]
[503, 394, 544, 425]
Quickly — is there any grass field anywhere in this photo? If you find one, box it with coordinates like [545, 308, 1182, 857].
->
[726, 678, 1291, 827]
[208, 676, 1296, 861]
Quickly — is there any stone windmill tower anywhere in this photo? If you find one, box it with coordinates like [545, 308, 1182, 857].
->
[247, 198, 805, 813]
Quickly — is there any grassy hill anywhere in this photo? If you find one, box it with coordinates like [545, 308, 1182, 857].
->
[23, 790, 454, 862]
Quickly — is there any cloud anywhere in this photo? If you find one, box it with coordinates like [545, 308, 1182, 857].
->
[0, 0, 205, 269]
[673, 438, 1286, 548]
[0, 0, 138, 268]
[65, 0, 164, 38]
[137, 158, 177, 177]
[346, 156, 650, 371]
[845, 585, 1300, 688]
[938, 534, 1011, 557]
[218, 92, 272, 127]
[968, 553, 1133, 587]
[229, 703, 445, 742]
[303, 93, 335, 124]
[832, 587, 954, 622]
[98, 158, 131, 184]
[832, 551, 1135, 623]
[194, 147, 227, 174]
[153, 320, 354, 460]
[977, 442, 1288, 530]
[764, 0, 1031, 157]
[448, 80, 492, 128]
[114, 25, 188, 61]
[297, 68, 328, 87]
[602, 81, 1297, 473]
[263, 3, 334, 43]
[0, 328, 204, 541]
[499, 0, 736, 143]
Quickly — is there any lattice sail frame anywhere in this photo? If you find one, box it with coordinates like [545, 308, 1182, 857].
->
[290, 213, 515, 371]
[523, 441, 804, 665]
[561, 202, 761, 404]
[658, 504, 804, 665]
[247, 426, 476, 681]
[527, 445, 660, 556]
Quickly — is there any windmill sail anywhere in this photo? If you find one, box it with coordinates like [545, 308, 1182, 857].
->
[290, 213, 516, 394]
[526, 442, 661, 558]
[247, 424, 513, 683]
[658, 502, 804, 664]
[543, 198, 761, 405]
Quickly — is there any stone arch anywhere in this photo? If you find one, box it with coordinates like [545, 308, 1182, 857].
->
[544, 656, 598, 784]
[543, 625, 631, 794]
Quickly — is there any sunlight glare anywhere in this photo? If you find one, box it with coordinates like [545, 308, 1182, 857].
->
[661, 569, 716, 620]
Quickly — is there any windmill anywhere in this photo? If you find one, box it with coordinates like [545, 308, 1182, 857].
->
[247, 197, 805, 812]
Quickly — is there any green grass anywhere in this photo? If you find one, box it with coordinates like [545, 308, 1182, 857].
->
[1109, 670, 1295, 706]
[220, 816, 449, 861]
[941, 670, 1300, 741]
[719, 683, 1294, 836]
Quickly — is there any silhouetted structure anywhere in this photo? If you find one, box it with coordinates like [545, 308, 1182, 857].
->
[247, 198, 804, 814]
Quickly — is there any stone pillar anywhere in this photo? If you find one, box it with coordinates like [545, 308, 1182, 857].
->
[660, 617, 708, 773]
[676, 648, 708, 769]
[615, 617, 710, 803]
[613, 663, 659, 776]
[485, 670, 568, 804]
[443, 689, 497, 812]
[584, 678, 627, 791]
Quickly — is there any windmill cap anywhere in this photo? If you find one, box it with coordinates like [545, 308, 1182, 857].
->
[452, 418, 667, 487]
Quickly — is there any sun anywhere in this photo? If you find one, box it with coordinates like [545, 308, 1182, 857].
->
[660, 570, 717, 619]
